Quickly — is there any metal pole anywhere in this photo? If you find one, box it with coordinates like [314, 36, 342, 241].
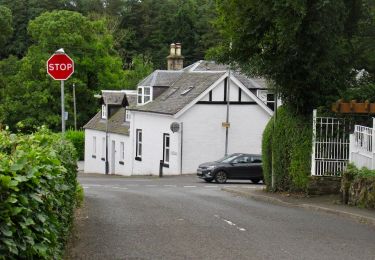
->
[180, 122, 184, 174]
[224, 71, 230, 156]
[105, 102, 109, 174]
[61, 80, 65, 133]
[73, 83, 77, 131]
[271, 86, 278, 190]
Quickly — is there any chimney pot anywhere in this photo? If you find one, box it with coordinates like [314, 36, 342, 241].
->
[170, 43, 176, 56]
[175, 43, 181, 56]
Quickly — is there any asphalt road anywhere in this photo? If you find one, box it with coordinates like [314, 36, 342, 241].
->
[66, 174, 375, 260]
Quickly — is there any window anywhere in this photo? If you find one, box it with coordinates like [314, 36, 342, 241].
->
[135, 129, 142, 160]
[92, 136, 97, 158]
[101, 137, 105, 161]
[125, 110, 131, 122]
[137, 86, 152, 105]
[119, 142, 125, 165]
[101, 104, 107, 119]
[163, 134, 170, 166]
[257, 90, 275, 110]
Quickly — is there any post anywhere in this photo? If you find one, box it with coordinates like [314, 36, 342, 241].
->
[73, 83, 77, 131]
[372, 118, 375, 169]
[224, 71, 230, 156]
[311, 109, 317, 175]
[159, 160, 164, 177]
[61, 80, 65, 133]
[105, 102, 109, 175]
[271, 86, 278, 189]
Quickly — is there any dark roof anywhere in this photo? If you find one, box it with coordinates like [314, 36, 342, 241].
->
[138, 70, 182, 87]
[83, 108, 129, 135]
[130, 72, 225, 115]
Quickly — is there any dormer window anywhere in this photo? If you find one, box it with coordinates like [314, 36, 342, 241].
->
[125, 109, 131, 122]
[101, 104, 107, 119]
[137, 86, 152, 105]
[257, 90, 275, 110]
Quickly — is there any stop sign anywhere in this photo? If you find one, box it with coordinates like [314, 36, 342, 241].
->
[47, 53, 74, 80]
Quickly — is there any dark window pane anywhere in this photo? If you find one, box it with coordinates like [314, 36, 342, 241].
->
[166, 135, 170, 147]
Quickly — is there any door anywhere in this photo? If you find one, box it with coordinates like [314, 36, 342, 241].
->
[249, 156, 262, 179]
[111, 140, 116, 174]
[230, 155, 251, 179]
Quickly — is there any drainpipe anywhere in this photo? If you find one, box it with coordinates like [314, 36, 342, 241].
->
[224, 72, 230, 156]
[180, 122, 184, 174]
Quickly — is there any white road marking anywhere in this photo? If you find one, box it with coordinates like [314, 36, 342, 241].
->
[204, 186, 218, 188]
[83, 186, 89, 189]
[164, 185, 177, 187]
[224, 185, 238, 188]
[184, 186, 197, 188]
[145, 185, 157, 187]
[84, 184, 103, 187]
[214, 215, 246, 232]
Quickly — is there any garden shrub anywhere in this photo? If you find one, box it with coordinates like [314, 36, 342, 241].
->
[0, 128, 79, 259]
[65, 130, 84, 160]
[262, 106, 312, 192]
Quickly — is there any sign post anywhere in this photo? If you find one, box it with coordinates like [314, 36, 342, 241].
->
[47, 49, 74, 133]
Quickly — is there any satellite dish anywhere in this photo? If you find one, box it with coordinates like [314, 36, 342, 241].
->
[170, 122, 180, 133]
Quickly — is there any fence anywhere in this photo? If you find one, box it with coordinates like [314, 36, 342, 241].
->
[349, 119, 375, 169]
[311, 110, 350, 176]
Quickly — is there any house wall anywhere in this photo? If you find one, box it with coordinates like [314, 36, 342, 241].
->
[129, 112, 181, 175]
[179, 104, 271, 173]
[84, 129, 130, 175]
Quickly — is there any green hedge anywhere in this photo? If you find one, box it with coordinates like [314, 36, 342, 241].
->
[65, 130, 84, 160]
[0, 128, 79, 259]
[262, 106, 312, 192]
[341, 164, 375, 208]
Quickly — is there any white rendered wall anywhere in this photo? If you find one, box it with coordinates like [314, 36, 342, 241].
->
[84, 129, 130, 175]
[129, 112, 180, 175]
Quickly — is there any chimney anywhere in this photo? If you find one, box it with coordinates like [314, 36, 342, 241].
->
[167, 42, 184, 70]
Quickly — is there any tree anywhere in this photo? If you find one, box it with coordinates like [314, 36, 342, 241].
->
[0, 10, 125, 132]
[210, 0, 375, 114]
[123, 55, 153, 89]
[0, 5, 13, 50]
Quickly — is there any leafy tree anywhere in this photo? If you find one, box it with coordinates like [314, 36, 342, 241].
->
[123, 55, 154, 89]
[210, 0, 375, 114]
[0, 10, 125, 132]
[0, 5, 13, 50]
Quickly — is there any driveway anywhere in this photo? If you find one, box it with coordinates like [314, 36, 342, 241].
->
[66, 174, 375, 260]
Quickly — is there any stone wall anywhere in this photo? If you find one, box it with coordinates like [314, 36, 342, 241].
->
[307, 176, 341, 195]
[342, 172, 375, 208]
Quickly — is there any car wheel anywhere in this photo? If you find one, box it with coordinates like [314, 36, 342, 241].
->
[204, 178, 213, 183]
[215, 171, 227, 184]
[250, 179, 261, 184]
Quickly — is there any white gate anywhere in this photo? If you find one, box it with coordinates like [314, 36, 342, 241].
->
[349, 119, 375, 169]
[311, 110, 350, 176]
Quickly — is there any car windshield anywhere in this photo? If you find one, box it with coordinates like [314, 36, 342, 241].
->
[216, 154, 240, 163]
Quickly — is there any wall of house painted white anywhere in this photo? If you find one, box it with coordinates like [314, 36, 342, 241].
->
[84, 129, 130, 175]
[129, 112, 180, 175]
[179, 104, 270, 173]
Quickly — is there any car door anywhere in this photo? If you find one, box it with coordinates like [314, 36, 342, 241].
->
[249, 156, 262, 179]
[231, 155, 251, 179]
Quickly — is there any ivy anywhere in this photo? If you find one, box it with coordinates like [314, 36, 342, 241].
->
[0, 128, 79, 259]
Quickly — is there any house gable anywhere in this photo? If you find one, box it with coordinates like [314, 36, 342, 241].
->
[174, 73, 274, 118]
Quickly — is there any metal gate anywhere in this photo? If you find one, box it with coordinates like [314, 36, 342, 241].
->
[311, 110, 351, 176]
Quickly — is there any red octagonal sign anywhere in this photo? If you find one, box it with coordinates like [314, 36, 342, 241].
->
[47, 53, 74, 80]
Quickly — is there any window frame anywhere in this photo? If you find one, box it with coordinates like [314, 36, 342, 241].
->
[137, 86, 152, 105]
[162, 133, 170, 167]
[92, 136, 97, 158]
[257, 90, 275, 110]
[101, 104, 107, 119]
[135, 129, 142, 161]
[119, 141, 125, 165]
[101, 137, 105, 161]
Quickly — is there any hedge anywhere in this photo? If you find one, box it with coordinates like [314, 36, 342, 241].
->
[65, 130, 84, 161]
[0, 128, 79, 259]
[341, 164, 375, 208]
[262, 106, 312, 192]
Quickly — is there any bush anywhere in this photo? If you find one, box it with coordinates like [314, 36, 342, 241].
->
[0, 128, 79, 259]
[341, 164, 375, 208]
[262, 106, 312, 192]
[65, 130, 84, 160]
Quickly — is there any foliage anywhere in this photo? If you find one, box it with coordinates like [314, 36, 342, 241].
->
[210, 0, 375, 114]
[262, 106, 312, 192]
[0, 5, 13, 50]
[123, 55, 154, 89]
[342, 164, 375, 208]
[0, 10, 125, 132]
[65, 130, 85, 161]
[0, 128, 79, 259]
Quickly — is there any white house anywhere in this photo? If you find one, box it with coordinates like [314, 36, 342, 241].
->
[84, 44, 276, 176]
